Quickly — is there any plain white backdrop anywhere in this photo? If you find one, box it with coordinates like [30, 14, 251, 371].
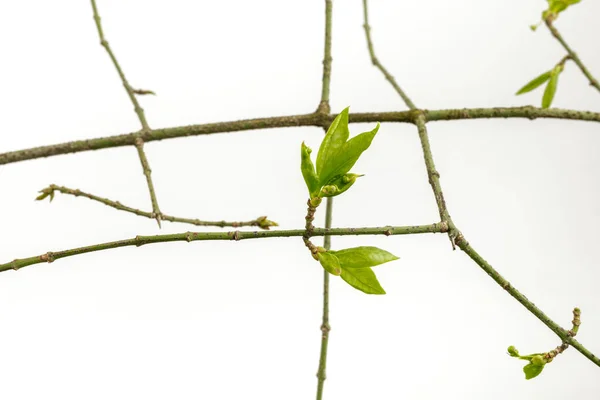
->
[0, 1, 599, 399]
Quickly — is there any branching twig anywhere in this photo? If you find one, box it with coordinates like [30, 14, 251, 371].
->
[37, 185, 277, 230]
[362, 0, 600, 370]
[544, 19, 600, 94]
[1, 107, 599, 166]
[456, 236, 600, 367]
[91, 0, 162, 226]
[0, 223, 447, 272]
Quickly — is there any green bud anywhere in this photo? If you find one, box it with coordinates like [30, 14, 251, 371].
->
[531, 355, 546, 366]
[507, 346, 520, 357]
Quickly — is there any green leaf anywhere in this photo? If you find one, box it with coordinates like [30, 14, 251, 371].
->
[523, 362, 545, 380]
[319, 173, 363, 197]
[331, 246, 399, 269]
[542, 65, 562, 108]
[301, 142, 321, 197]
[516, 70, 552, 95]
[319, 123, 380, 186]
[315, 107, 380, 187]
[318, 251, 341, 276]
[547, 0, 580, 14]
[340, 267, 386, 294]
[316, 107, 350, 182]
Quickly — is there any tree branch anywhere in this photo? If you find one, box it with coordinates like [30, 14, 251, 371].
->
[37, 184, 277, 230]
[544, 19, 600, 94]
[1, 223, 447, 273]
[455, 234, 600, 367]
[316, 2, 333, 398]
[362, 0, 416, 110]
[362, 0, 600, 370]
[91, 0, 162, 226]
[1, 107, 599, 167]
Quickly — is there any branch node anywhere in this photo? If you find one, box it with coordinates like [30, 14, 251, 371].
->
[40, 252, 55, 263]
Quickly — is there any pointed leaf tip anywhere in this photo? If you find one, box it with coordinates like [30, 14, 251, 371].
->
[516, 70, 552, 95]
[340, 266, 386, 294]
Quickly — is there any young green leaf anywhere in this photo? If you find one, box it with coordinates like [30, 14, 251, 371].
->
[318, 123, 380, 186]
[316, 107, 350, 181]
[523, 362, 545, 380]
[542, 65, 562, 108]
[301, 142, 321, 197]
[547, 0, 581, 14]
[515, 70, 552, 95]
[319, 173, 363, 198]
[318, 251, 342, 276]
[340, 267, 386, 294]
[330, 246, 399, 269]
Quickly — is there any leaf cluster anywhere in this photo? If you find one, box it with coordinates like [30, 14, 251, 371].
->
[301, 107, 379, 199]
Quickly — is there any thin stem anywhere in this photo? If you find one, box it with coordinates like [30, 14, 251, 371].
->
[545, 19, 600, 94]
[316, 197, 333, 400]
[91, 0, 162, 226]
[2, 107, 599, 166]
[38, 185, 277, 230]
[455, 235, 600, 367]
[1, 222, 447, 272]
[415, 114, 456, 247]
[316, 2, 334, 397]
[317, 0, 333, 114]
[362, 0, 416, 110]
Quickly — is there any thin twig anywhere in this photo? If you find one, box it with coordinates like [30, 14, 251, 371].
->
[1, 222, 446, 272]
[37, 185, 277, 230]
[316, 2, 333, 398]
[414, 114, 457, 248]
[1, 107, 599, 166]
[316, 0, 333, 115]
[90, 0, 162, 226]
[545, 19, 600, 94]
[362, 0, 416, 110]
[316, 197, 333, 400]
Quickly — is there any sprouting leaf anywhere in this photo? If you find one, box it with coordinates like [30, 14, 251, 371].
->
[516, 70, 552, 95]
[319, 173, 363, 198]
[319, 123, 380, 186]
[331, 246, 399, 269]
[301, 142, 321, 197]
[523, 362, 545, 380]
[542, 65, 562, 108]
[547, 0, 581, 14]
[315, 107, 380, 187]
[316, 107, 350, 183]
[340, 267, 386, 294]
[318, 251, 341, 276]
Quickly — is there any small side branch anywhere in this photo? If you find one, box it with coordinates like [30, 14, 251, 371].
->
[90, 0, 162, 226]
[455, 234, 600, 367]
[36, 185, 277, 230]
[362, 0, 416, 110]
[545, 19, 600, 94]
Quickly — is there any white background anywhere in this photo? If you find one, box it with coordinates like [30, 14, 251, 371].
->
[0, 1, 599, 399]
